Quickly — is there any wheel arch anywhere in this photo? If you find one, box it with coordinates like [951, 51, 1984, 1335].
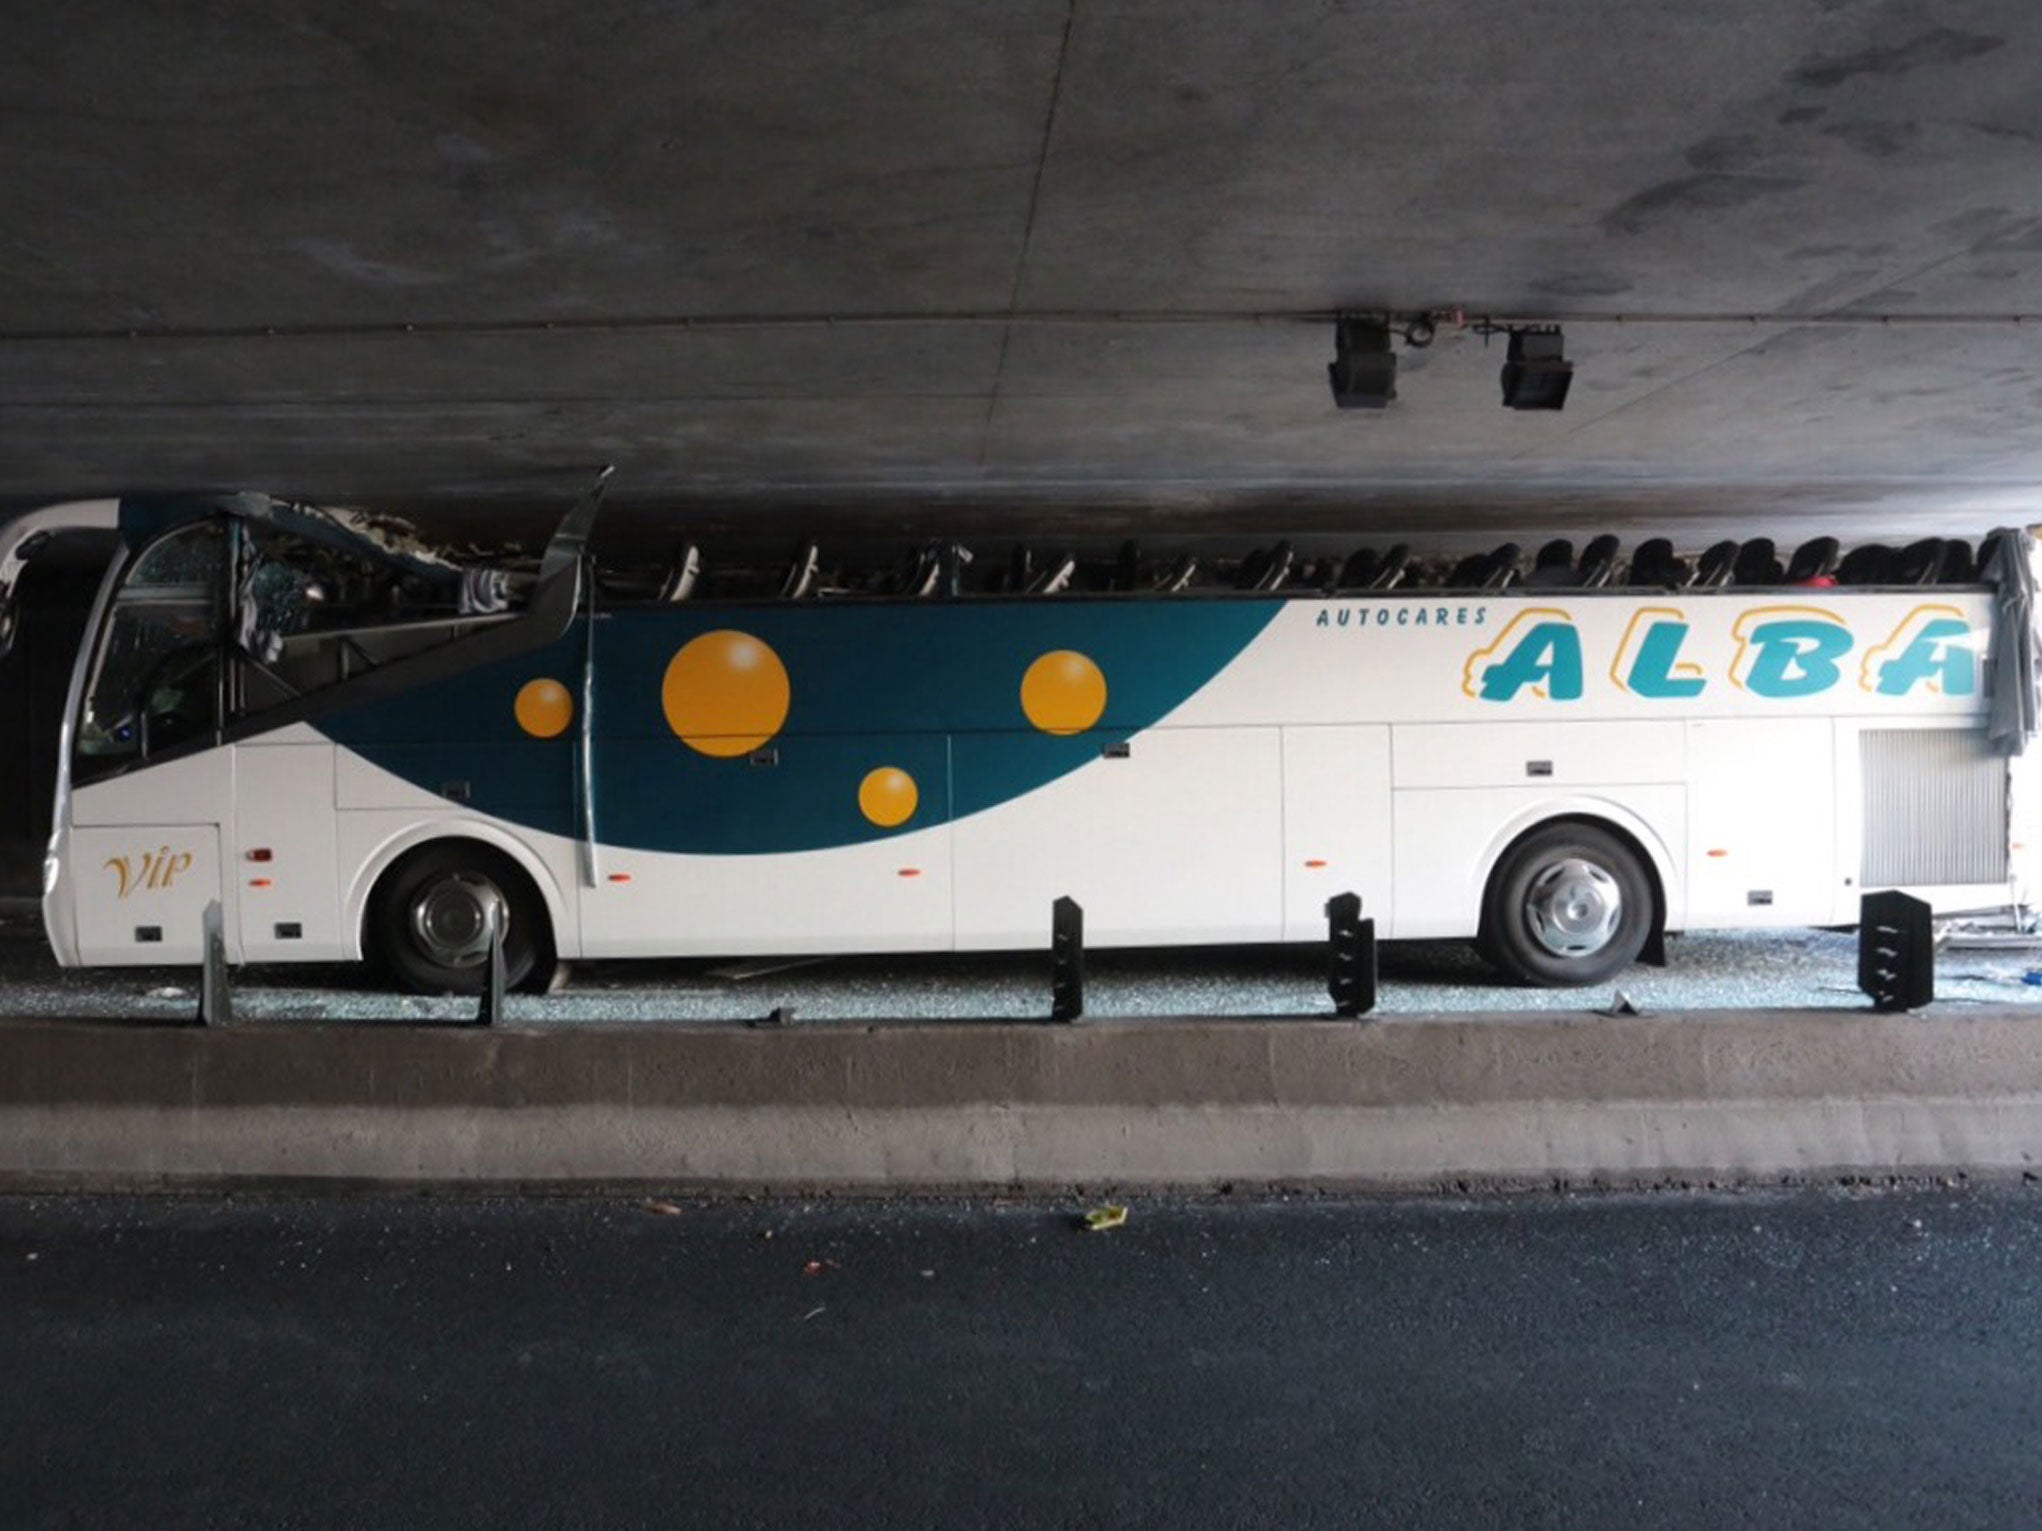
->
[344, 819, 567, 962]
[1475, 799, 1680, 942]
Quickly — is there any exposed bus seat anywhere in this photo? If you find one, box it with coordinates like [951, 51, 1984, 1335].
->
[1835, 543, 1893, 585]
[1479, 543, 1522, 590]
[1731, 537, 1782, 585]
[1785, 536, 1840, 585]
[892, 543, 943, 597]
[1236, 541, 1295, 592]
[659, 542, 702, 603]
[1693, 540, 1738, 588]
[1939, 539, 1976, 584]
[1445, 553, 1488, 588]
[1027, 551, 1077, 595]
[1624, 537, 1683, 588]
[1335, 548, 1381, 591]
[1114, 540, 1143, 591]
[1893, 538, 1945, 586]
[1522, 538, 1576, 588]
[1576, 534, 1620, 588]
[1369, 544, 1411, 589]
[1153, 554, 1199, 593]
[778, 540, 820, 599]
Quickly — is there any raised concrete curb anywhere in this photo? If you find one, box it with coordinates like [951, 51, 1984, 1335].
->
[2, 1011, 2041, 1190]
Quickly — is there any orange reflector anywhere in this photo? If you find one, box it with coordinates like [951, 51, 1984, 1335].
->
[1304, 859, 1328, 869]
[1707, 849, 1729, 858]
[898, 868, 921, 878]
[248, 878, 273, 889]
[607, 873, 633, 883]
[245, 848, 273, 863]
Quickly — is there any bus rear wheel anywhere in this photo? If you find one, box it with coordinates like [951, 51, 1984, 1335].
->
[369, 843, 547, 995]
[1479, 822, 1653, 988]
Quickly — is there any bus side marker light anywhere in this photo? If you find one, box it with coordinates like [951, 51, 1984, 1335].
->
[1304, 859, 1329, 869]
[607, 873, 633, 883]
[246, 848, 272, 862]
[898, 868, 922, 878]
[249, 878, 273, 889]
[1707, 849, 1729, 858]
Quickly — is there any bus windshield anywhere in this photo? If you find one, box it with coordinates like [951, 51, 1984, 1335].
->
[73, 511, 511, 784]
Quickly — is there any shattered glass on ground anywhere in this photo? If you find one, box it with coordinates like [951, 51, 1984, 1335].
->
[4, 904, 2040, 1025]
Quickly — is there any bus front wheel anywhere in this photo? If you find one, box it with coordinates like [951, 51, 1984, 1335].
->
[369, 843, 548, 995]
[1478, 822, 1653, 988]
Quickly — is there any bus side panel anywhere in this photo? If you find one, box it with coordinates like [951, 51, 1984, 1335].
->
[581, 732, 954, 959]
[1685, 718, 1835, 926]
[232, 739, 341, 962]
[1279, 725, 1393, 941]
[62, 749, 235, 965]
[68, 824, 222, 965]
[951, 726, 1283, 949]
[577, 831, 955, 958]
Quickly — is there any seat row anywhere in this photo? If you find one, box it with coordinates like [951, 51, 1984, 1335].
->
[632, 532, 1998, 602]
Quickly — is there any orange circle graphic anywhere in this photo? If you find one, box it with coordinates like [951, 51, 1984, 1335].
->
[1020, 650, 1108, 735]
[858, 767, 920, 828]
[514, 678, 574, 739]
[662, 631, 791, 757]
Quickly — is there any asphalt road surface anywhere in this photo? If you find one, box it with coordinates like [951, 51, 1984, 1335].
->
[3, 1189, 2041, 1529]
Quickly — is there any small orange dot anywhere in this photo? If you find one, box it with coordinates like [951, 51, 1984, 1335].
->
[859, 766, 919, 828]
[515, 678, 574, 738]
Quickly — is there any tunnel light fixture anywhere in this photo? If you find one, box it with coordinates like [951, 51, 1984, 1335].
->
[1328, 316, 1397, 410]
[1500, 325, 1573, 411]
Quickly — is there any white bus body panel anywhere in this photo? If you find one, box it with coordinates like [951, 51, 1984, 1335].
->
[1685, 718, 1835, 927]
[953, 727, 1283, 948]
[1279, 725, 1393, 941]
[579, 828, 953, 959]
[233, 737, 343, 963]
[67, 825, 222, 966]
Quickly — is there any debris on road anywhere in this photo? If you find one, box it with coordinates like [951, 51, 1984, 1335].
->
[1083, 1204, 1130, 1233]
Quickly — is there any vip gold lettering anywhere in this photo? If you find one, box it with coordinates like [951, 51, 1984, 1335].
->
[103, 845, 195, 899]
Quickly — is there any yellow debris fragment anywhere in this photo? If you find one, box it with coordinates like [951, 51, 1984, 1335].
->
[1083, 1204, 1129, 1232]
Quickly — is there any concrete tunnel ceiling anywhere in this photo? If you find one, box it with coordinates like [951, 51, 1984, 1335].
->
[6, 1, 2042, 544]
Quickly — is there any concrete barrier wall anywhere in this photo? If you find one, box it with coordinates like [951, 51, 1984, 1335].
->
[2, 1012, 2040, 1190]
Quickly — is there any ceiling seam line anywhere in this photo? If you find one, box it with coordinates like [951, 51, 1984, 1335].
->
[977, 0, 1079, 468]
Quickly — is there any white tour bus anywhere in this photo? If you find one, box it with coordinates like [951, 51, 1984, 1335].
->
[1, 492, 2033, 992]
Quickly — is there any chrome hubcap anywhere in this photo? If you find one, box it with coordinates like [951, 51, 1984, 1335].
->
[1524, 856, 1621, 958]
[407, 872, 507, 967]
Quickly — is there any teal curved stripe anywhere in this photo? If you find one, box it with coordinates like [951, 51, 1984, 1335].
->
[319, 598, 1283, 855]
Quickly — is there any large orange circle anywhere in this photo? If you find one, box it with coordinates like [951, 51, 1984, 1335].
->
[662, 631, 791, 757]
[858, 767, 919, 828]
[1020, 650, 1107, 735]
[514, 678, 574, 739]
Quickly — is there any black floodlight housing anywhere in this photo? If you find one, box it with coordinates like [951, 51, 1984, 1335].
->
[1500, 326, 1572, 411]
[1328, 317, 1397, 409]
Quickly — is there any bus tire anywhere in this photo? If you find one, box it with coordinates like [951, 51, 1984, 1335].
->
[1478, 821, 1653, 988]
[368, 842, 549, 995]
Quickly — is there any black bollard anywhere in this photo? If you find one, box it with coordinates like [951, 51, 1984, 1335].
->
[477, 910, 507, 1026]
[197, 900, 232, 1026]
[1858, 890, 1934, 1013]
[1325, 891, 1377, 1018]
[1051, 896, 1085, 1022]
